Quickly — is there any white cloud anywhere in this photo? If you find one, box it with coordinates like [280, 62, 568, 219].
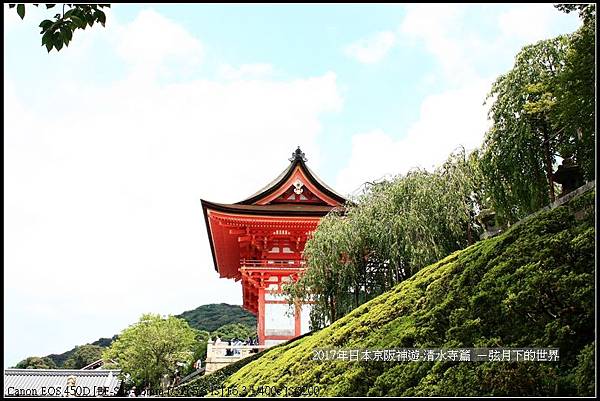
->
[115, 9, 204, 81]
[217, 63, 275, 80]
[336, 79, 492, 194]
[398, 4, 580, 86]
[4, 9, 342, 367]
[400, 4, 466, 39]
[498, 4, 560, 43]
[399, 4, 476, 85]
[344, 31, 396, 64]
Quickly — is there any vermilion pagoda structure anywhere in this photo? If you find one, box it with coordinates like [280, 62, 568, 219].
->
[201, 148, 346, 347]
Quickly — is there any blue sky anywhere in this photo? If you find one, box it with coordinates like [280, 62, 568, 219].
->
[4, 4, 581, 367]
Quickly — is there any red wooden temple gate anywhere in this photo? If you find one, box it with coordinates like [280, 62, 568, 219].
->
[201, 148, 346, 347]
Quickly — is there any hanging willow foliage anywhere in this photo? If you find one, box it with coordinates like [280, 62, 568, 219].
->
[480, 7, 595, 224]
[286, 148, 485, 328]
[480, 36, 570, 224]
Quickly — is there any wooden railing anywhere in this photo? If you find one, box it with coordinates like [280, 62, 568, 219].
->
[240, 259, 306, 269]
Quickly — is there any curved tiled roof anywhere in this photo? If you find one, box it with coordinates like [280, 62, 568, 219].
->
[4, 369, 122, 397]
[237, 147, 347, 205]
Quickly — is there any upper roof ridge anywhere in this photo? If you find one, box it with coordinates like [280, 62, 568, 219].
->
[289, 146, 307, 162]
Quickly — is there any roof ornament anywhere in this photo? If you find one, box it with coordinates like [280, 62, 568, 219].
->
[293, 179, 304, 194]
[289, 146, 307, 162]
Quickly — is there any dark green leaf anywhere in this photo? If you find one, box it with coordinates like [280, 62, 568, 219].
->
[45, 42, 53, 52]
[16, 4, 25, 19]
[97, 11, 106, 26]
[53, 31, 61, 46]
[41, 30, 53, 45]
[54, 37, 63, 51]
[39, 19, 53, 29]
[86, 12, 95, 27]
[59, 27, 69, 44]
[69, 15, 86, 29]
[46, 4, 56, 9]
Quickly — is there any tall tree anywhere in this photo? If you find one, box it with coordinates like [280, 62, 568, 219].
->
[103, 314, 200, 391]
[554, 4, 596, 180]
[481, 6, 595, 224]
[480, 36, 570, 223]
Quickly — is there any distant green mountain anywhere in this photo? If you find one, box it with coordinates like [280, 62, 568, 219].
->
[176, 303, 257, 333]
[45, 336, 116, 368]
[19, 304, 255, 368]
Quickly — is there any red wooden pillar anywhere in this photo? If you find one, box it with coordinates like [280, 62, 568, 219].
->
[258, 287, 265, 345]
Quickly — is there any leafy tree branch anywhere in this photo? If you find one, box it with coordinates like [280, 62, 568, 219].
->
[9, 3, 110, 52]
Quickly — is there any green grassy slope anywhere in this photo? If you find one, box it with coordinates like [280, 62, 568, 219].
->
[220, 190, 595, 396]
